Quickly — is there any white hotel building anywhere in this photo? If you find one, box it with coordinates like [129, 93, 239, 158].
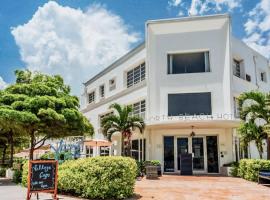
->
[81, 14, 270, 174]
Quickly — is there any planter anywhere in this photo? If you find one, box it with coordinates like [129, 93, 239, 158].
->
[145, 166, 158, 179]
[6, 168, 14, 179]
[220, 166, 233, 177]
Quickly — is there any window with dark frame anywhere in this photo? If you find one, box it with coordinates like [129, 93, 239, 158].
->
[167, 51, 210, 74]
[88, 91, 95, 104]
[86, 146, 93, 157]
[246, 74, 251, 82]
[99, 85, 105, 98]
[260, 72, 267, 82]
[131, 139, 146, 161]
[100, 146, 110, 156]
[127, 62, 145, 88]
[168, 92, 212, 116]
[233, 59, 241, 78]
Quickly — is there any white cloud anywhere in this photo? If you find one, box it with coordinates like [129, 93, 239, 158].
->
[11, 1, 140, 95]
[243, 0, 270, 58]
[169, 0, 241, 16]
[0, 76, 8, 90]
[168, 0, 182, 7]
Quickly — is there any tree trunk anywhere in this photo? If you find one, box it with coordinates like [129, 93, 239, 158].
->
[1, 145, 7, 165]
[29, 132, 35, 160]
[121, 132, 125, 156]
[9, 132, 14, 168]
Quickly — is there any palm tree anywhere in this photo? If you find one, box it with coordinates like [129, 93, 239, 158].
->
[238, 91, 269, 159]
[101, 103, 145, 156]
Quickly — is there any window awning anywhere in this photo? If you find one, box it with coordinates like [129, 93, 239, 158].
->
[84, 139, 112, 147]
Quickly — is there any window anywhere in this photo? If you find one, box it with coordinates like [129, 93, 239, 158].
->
[260, 72, 267, 82]
[233, 59, 241, 78]
[86, 146, 93, 157]
[131, 100, 146, 119]
[233, 97, 240, 118]
[88, 91, 95, 104]
[246, 74, 251, 82]
[131, 139, 146, 161]
[127, 63, 145, 88]
[167, 52, 210, 74]
[100, 146, 110, 156]
[99, 85, 105, 98]
[168, 92, 212, 116]
[109, 78, 116, 91]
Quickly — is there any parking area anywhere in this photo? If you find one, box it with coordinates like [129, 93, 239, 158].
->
[134, 175, 270, 200]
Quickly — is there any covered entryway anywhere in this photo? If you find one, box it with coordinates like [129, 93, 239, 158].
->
[164, 135, 219, 173]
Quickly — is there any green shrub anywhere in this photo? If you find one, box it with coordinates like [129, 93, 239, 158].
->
[58, 156, 137, 199]
[40, 152, 55, 159]
[136, 161, 144, 177]
[21, 161, 28, 187]
[22, 157, 137, 199]
[12, 169, 22, 184]
[230, 162, 239, 177]
[238, 159, 270, 181]
[0, 167, 6, 177]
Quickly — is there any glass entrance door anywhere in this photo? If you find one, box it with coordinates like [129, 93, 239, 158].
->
[192, 137, 204, 170]
[164, 136, 174, 172]
[177, 138, 189, 170]
[206, 136, 219, 173]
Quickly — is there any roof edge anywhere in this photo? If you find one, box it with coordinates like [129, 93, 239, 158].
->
[146, 13, 230, 26]
[83, 42, 145, 86]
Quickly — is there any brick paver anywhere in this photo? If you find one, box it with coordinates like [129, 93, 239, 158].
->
[134, 175, 270, 200]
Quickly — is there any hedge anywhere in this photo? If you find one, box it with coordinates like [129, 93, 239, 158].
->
[22, 156, 137, 199]
[237, 159, 270, 181]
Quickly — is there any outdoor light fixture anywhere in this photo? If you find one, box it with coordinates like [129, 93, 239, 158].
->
[190, 126, 195, 137]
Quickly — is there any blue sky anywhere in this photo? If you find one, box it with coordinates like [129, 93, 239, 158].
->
[0, 0, 269, 94]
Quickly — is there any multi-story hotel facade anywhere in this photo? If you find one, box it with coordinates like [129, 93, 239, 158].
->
[81, 14, 270, 174]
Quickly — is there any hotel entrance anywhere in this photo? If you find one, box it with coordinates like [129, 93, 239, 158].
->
[164, 136, 219, 174]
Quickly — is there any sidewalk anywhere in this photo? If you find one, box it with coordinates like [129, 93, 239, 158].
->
[0, 178, 84, 200]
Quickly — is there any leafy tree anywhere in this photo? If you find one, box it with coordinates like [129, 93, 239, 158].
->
[101, 103, 145, 156]
[0, 70, 94, 160]
[238, 91, 269, 159]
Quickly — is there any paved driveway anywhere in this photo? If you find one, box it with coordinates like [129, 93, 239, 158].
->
[134, 175, 270, 200]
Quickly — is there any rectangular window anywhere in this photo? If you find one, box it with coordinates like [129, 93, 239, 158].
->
[167, 52, 210, 74]
[99, 85, 105, 98]
[233, 59, 241, 78]
[131, 100, 146, 119]
[246, 74, 251, 82]
[88, 91, 95, 104]
[260, 72, 267, 82]
[131, 139, 146, 161]
[168, 92, 212, 116]
[86, 146, 93, 157]
[100, 146, 110, 156]
[126, 62, 145, 88]
[109, 78, 116, 91]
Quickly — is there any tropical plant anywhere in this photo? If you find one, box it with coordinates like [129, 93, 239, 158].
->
[237, 91, 269, 159]
[0, 70, 94, 160]
[101, 103, 145, 156]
